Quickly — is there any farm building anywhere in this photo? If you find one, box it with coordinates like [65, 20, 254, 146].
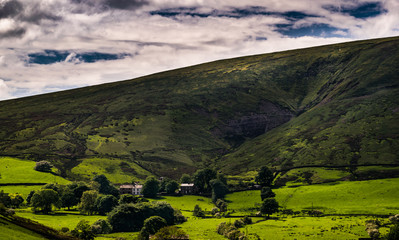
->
[119, 184, 143, 195]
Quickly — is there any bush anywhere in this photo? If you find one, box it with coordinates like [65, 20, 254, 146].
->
[71, 220, 95, 240]
[143, 216, 167, 235]
[152, 226, 189, 240]
[174, 209, 187, 224]
[34, 161, 53, 172]
[91, 219, 112, 234]
[234, 219, 245, 228]
[60, 227, 69, 233]
[385, 223, 399, 240]
[193, 204, 205, 218]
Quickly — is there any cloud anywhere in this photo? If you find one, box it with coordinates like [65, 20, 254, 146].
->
[0, 79, 13, 100]
[0, 0, 397, 99]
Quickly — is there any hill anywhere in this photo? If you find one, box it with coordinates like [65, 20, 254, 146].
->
[0, 36, 398, 179]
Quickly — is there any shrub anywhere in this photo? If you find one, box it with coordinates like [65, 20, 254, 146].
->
[234, 219, 245, 228]
[91, 219, 112, 234]
[143, 216, 167, 235]
[385, 223, 399, 240]
[152, 226, 189, 240]
[34, 161, 53, 172]
[193, 204, 205, 218]
[71, 220, 95, 240]
[174, 209, 187, 224]
[60, 227, 69, 233]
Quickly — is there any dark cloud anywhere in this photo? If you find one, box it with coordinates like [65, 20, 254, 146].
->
[27, 50, 130, 65]
[0, 27, 26, 38]
[0, 0, 23, 19]
[21, 7, 62, 24]
[70, 0, 148, 13]
[323, 2, 387, 19]
[275, 23, 348, 37]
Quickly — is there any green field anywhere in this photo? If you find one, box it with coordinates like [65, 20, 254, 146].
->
[226, 178, 399, 215]
[15, 210, 106, 230]
[0, 157, 70, 185]
[0, 216, 46, 240]
[70, 157, 153, 184]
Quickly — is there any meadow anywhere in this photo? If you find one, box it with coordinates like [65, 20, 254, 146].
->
[0, 216, 47, 240]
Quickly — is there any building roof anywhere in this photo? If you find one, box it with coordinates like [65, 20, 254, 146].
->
[180, 183, 194, 187]
[120, 184, 143, 189]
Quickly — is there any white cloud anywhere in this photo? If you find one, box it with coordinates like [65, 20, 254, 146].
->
[0, 0, 397, 99]
[0, 79, 13, 100]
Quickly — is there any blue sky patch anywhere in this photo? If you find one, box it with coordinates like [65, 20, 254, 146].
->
[275, 23, 348, 38]
[28, 50, 129, 65]
[323, 2, 386, 19]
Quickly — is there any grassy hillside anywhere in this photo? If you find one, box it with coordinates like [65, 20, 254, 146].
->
[0, 216, 47, 240]
[0, 36, 398, 179]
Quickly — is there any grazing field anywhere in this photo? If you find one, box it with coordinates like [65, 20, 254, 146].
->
[226, 178, 399, 215]
[0, 216, 46, 240]
[157, 195, 215, 215]
[0, 157, 70, 184]
[70, 157, 153, 184]
[0, 185, 42, 198]
[15, 210, 106, 230]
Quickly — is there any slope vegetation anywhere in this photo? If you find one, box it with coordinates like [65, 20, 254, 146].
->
[0, 37, 398, 178]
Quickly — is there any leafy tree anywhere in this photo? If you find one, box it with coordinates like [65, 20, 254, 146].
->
[255, 166, 274, 187]
[31, 189, 60, 214]
[260, 198, 279, 217]
[96, 195, 118, 215]
[119, 194, 139, 205]
[90, 219, 112, 234]
[180, 174, 191, 184]
[92, 175, 119, 198]
[260, 187, 275, 201]
[142, 177, 160, 198]
[0, 190, 11, 207]
[165, 180, 179, 194]
[79, 190, 98, 215]
[159, 177, 171, 193]
[71, 220, 95, 240]
[193, 204, 205, 218]
[215, 199, 227, 212]
[385, 223, 399, 240]
[42, 183, 60, 192]
[26, 190, 35, 205]
[143, 216, 167, 235]
[193, 168, 217, 193]
[108, 201, 174, 232]
[152, 226, 189, 240]
[34, 161, 53, 172]
[60, 188, 77, 210]
[217, 173, 227, 185]
[69, 182, 91, 204]
[210, 179, 228, 202]
[9, 193, 24, 208]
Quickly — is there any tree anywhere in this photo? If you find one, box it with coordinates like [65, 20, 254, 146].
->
[143, 216, 167, 235]
[260, 187, 275, 201]
[385, 223, 399, 240]
[193, 168, 217, 193]
[165, 180, 179, 194]
[215, 199, 227, 212]
[9, 193, 24, 208]
[79, 190, 98, 215]
[26, 190, 35, 205]
[96, 195, 118, 215]
[69, 182, 91, 204]
[193, 204, 205, 218]
[210, 179, 228, 202]
[92, 175, 119, 197]
[119, 194, 139, 205]
[91, 219, 112, 234]
[31, 189, 60, 214]
[260, 198, 279, 217]
[71, 220, 95, 240]
[180, 174, 191, 184]
[0, 190, 11, 207]
[255, 166, 274, 187]
[34, 161, 53, 172]
[152, 226, 189, 240]
[142, 177, 160, 198]
[60, 188, 78, 210]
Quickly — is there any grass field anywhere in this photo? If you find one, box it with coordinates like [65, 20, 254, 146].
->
[15, 210, 106, 230]
[226, 178, 399, 215]
[156, 195, 215, 216]
[70, 157, 153, 184]
[0, 185, 42, 198]
[0, 157, 70, 184]
[0, 216, 46, 240]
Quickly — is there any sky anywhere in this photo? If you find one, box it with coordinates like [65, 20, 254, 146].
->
[0, 0, 398, 100]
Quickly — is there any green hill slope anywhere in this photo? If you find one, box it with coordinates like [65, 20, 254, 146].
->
[0, 36, 398, 179]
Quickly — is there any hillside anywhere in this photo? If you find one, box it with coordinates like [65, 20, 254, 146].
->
[0, 36, 398, 179]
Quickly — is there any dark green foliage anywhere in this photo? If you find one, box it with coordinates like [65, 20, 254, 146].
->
[119, 194, 139, 205]
[143, 216, 167, 235]
[91, 219, 112, 234]
[180, 174, 191, 184]
[31, 189, 60, 214]
[173, 209, 187, 224]
[152, 226, 189, 240]
[34, 161, 52, 172]
[165, 180, 179, 194]
[79, 190, 98, 215]
[255, 166, 274, 187]
[96, 194, 118, 215]
[210, 179, 229, 202]
[9, 194, 24, 208]
[69, 182, 91, 203]
[193, 168, 217, 193]
[107, 201, 174, 232]
[260, 187, 275, 201]
[193, 204, 205, 218]
[0, 191, 11, 208]
[60, 188, 77, 209]
[71, 220, 95, 240]
[142, 177, 160, 198]
[92, 174, 119, 197]
[26, 190, 35, 205]
[260, 198, 279, 216]
[215, 199, 227, 212]
[385, 224, 399, 240]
